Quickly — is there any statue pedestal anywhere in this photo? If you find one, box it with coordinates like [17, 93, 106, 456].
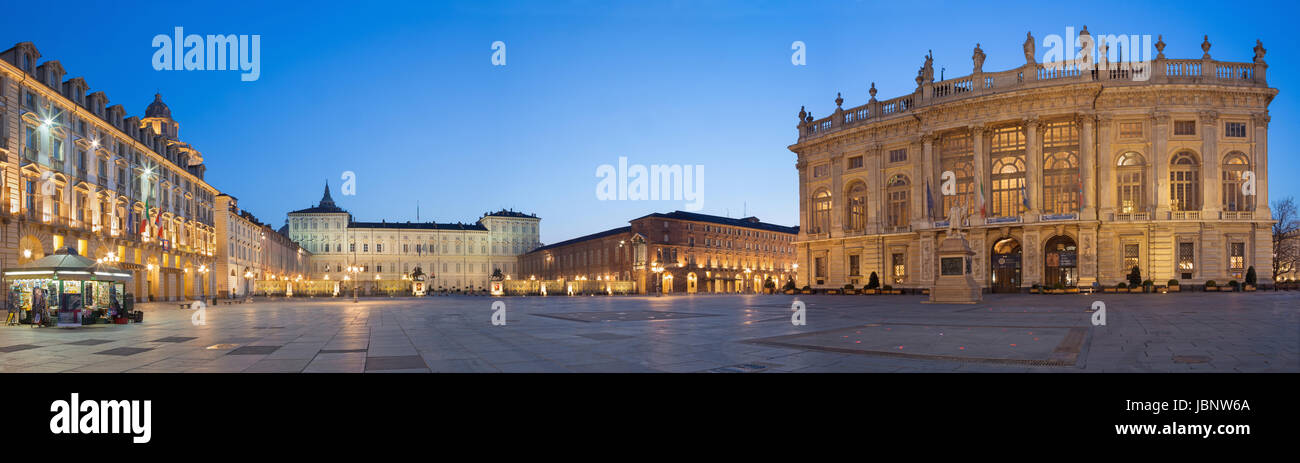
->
[928, 234, 982, 304]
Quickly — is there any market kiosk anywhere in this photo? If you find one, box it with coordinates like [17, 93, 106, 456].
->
[3, 247, 132, 327]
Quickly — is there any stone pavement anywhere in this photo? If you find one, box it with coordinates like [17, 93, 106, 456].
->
[0, 292, 1295, 372]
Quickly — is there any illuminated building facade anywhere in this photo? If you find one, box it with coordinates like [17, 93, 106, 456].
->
[519, 211, 798, 294]
[214, 194, 308, 297]
[791, 32, 1275, 291]
[286, 185, 539, 291]
[0, 42, 218, 302]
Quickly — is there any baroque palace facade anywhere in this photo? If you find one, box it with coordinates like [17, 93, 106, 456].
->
[0, 42, 218, 301]
[792, 31, 1275, 292]
[518, 211, 798, 294]
[287, 185, 539, 291]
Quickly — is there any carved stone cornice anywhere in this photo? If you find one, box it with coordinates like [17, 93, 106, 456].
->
[1199, 110, 1220, 124]
[1251, 113, 1270, 127]
[1150, 110, 1172, 125]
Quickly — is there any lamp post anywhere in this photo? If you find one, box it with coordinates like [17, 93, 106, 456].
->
[243, 270, 253, 302]
[651, 262, 664, 297]
[347, 265, 359, 303]
[744, 268, 753, 293]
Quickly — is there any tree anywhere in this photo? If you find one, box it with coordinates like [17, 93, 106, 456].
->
[1273, 197, 1300, 283]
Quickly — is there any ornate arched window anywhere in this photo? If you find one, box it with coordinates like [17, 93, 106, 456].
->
[810, 189, 831, 234]
[845, 181, 868, 232]
[989, 124, 1027, 217]
[1170, 151, 1200, 211]
[886, 175, 910, 228]
[1116, 152, 1146, 214]
[1221, 152, 1251, 212]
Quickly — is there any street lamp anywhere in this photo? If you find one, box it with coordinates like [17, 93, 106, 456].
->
[650, 262, 665, 297]
[347, 265, 359, 303]
[243, 270, 254, 302]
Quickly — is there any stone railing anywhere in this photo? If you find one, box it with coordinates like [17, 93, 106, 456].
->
[797, 40, 1269, 142]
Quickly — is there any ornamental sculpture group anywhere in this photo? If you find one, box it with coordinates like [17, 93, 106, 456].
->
[929, 206, 982, 304]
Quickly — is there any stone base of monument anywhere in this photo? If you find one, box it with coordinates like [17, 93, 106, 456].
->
[925, 234, 982, 304]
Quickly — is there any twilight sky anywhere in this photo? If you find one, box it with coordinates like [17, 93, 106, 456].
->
[3, 0, 1294, 244]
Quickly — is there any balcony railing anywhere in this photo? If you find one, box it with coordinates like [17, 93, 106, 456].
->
[1170, 211, 1201, 220]
[797, 45, 1270, 142]
[1221, 211, 1253, 220]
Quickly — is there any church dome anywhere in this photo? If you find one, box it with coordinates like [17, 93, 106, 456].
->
[145, 93, 171, 119]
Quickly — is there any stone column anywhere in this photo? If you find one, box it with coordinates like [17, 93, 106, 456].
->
[1079, 113, 1097, 220]
[912, 135, 930, 228]
[1025, 118, 1043, 221]
[1096, 114, 1115, 220]
[1251, 113, 1270, 217]
[1200, 110, 1220, 216]
[1152, 111, 1171, 218]
[920, 133, 935, 222]
[971, 124, 988, 226]
[867, 144, 883, 234]
[829, 153, 843, 234]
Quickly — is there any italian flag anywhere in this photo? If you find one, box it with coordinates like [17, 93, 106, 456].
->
[978, 181, 987, 217]
[139, 186, 151, 236]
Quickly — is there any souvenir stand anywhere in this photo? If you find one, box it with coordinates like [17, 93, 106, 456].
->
[2, 247, 132, 327]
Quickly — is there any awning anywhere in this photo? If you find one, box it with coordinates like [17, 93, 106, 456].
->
[2, 247, 132, 282]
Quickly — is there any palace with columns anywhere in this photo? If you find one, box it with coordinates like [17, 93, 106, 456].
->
[0, 42, 218, 302]
[791, 31, 1275, 291]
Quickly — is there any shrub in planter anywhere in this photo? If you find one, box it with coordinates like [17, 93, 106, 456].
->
[1167, 279, 1180, 292]
[1245, 267, 1257, 286]
[1228, 280, 1240, 292]
[782, 280, 797, 291]
[1127, 266, 1142, 288]
[882, 284, 894, 294]
[1031, 283, 1042, 293]
[1142, 280, 1154, 292]
[1205, 280, 1218, 291]
[1116, 282, 1127, 289]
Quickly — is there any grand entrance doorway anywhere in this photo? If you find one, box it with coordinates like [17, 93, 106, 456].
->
[991, 237, 1022, 293]
[1044, 235, 1078, 287]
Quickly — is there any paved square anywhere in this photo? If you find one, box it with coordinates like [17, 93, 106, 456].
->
[0, 292, 1294, 372]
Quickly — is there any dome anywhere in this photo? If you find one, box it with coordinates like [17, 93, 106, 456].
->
[145, 93, 171, 119]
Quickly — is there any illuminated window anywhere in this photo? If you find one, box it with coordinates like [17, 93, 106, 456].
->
[886, 175, 909, 228]
[1116, 152, 1146, 214]
[990, 125, 1026, 217]
[1221, 152, 1250, 212]
[1229, 242, 1245, 279]
[1178, 242, 1195, 279]
[1041, 121, 1080, 214]
[1123, 244, 1140, 274]
[846, 182, 867, 233]
[1170, 152, 1201, 211]
[891, 253, 906, 282]
[810, 190, 831, 234]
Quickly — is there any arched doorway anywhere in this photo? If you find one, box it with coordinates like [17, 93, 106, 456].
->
[686, 273, 697, 294]
[1044, 235, 1078, 287]
[991, 237, 1022, 293]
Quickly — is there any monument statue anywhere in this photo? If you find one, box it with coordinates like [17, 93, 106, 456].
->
[972, 43, 985, 73]
[1023, 31, 1035, 64]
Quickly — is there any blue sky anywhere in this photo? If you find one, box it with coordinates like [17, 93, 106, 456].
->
[3, 0, 1294, 244]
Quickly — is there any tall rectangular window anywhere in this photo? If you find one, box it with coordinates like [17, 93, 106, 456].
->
[814, 256, 826, 279]
[1123, 244, 1140, 274]
[848, 254, 860, 276]
[847, 155, 863, 169]
[1178, 242, 1195, 279]
[1118, 121, 1143, 138]
[891, 253, 906, 283]
[1174, 120, 1196, 136]
[1229, 242, 1245, 279]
